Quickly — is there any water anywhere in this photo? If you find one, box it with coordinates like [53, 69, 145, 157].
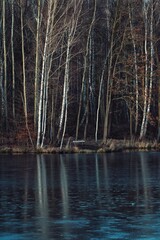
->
[0, 152, 160, 240]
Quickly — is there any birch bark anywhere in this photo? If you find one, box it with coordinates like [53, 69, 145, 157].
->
[58, 0, 83, 148]
[2, 0, 8, 130]
[128, 1, 139, 134]
[95, 56, 107, 141]
[75, 0, 96, 140]
[143, 0, 154, 136]
[95, 0, 110, 141]
[59, 31, 70, 149]
[11, 0, 15, 120]
[103, 0, 120, 142]
[37, 0, 61, 147]
[20, 6, 33, 145]
[34, 0, 41, 130]
[140, 2, 149, 139]
[37, 1, 52, 147]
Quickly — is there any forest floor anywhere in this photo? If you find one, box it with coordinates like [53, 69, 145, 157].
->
[0, 138, 159, 154]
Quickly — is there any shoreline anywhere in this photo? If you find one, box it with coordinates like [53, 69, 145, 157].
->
[0, 139, 159, 154]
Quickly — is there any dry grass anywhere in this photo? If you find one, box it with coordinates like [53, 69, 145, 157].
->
[0, 139, 159, 154]
[0, 147, 12, 153]
[36, 147, 60, 153]
[98, 139, 159, 152]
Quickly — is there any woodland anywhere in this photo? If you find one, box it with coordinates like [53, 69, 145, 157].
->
[0, 0, 160, 149]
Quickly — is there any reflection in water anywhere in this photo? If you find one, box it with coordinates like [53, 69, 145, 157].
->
[36, 155, 49, 238]
[103, 154, 109, 190]
[60, 155, 69, 218]
[23, 167, 29, 221]
[95, 154, 100, 194]
[139, 152, 151, 211]
[134, 157, 139, 206]
[1, 153, 160, 240]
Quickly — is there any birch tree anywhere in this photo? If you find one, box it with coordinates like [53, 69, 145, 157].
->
[155, 0, 160, 141]
[103, 0, 121, 142]
[2, 0, 8, 130]
[11, 0, 15, 121]
[95, 0, 110, 141]
[76, 0, 97, 140]
[140, 0, 154, 139]
[128, 0, 139, 134]
[57, 0, 83, 148]
[0, 0, 160, 144]
[37, 0, 54, 147]
[34, 0, 41, 130]
[142, 0, 154, 137]
[37, 0, 66, 147]
[20, 2, 33, 145]
[0, 7, 4, 127]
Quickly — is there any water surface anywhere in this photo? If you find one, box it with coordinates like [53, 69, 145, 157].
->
[0, 152, 160, 239]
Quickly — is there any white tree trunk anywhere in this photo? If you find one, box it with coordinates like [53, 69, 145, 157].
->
[11, 0, 15, 120]
[60, 33, 70, 149]
[75, 0, 96, 140]
[21, 6, 33, 145]
[0, 57, 5, 117]
[2, 0, 8, 130]
[37, 1, 52, 147]
[103, 3, 117, 142]
[140, 3, 149, 139]
[41, 54, 53, 147]
[34, 0, 41, 129]
[57, 39, 68, 142]
[143, 0, 154, 136]
[37, 0, 60, 147]
[128, 1, 139, 134]
[95, 56, 107, 141]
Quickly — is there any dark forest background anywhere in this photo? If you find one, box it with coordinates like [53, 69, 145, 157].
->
[0, 0, 160, 148]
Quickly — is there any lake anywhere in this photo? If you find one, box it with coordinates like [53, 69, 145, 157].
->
[0, 152, 160, 240]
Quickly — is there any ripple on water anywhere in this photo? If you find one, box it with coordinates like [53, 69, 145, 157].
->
[54, 218, 90, 227]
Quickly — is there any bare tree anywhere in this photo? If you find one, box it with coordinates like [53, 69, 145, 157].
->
[76, 0, 97, 140]
[103, 0, 121, 142]
[140, 0, 154, 139]
[58, 0, 83, 148]
[34, 0, 41, 130]
[2, 0, 8, 130]
[128, 0, 139, 134]
[37, 0, 67, 147]
[11, 0, 15, 121]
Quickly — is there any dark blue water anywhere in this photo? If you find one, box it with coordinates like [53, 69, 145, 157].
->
[0, 152, 160, 239]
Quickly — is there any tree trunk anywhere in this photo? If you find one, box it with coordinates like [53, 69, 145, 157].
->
[95, 56, 107, 141]
[59, 31, 70, 149]
[143, 0, 153, 136]
[75, 0, 96, 140]
[158, 69, 160, 141]
[21, 6, 33, 145]
[103, 0, 120, 142]
[140, 3, 149, 140]
[11, 0, 15, 121]
[2, 0, 8, 131]
[34, 0, 41, 130]
[37, 1, 52, 147]
[128, 1, 139, 134]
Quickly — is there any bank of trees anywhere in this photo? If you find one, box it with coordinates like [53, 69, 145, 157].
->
[0, 0, 160, 147]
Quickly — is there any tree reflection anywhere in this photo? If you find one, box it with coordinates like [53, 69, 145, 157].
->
[36, 155, 49, 238]
[60, 155, 69, 218]
[139, 152, 151, 212]
[1, 153, 160, 240]
[95, 154, 100, 194]
[103, 154, 109, 191]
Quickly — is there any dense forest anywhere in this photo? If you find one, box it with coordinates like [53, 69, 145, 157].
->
[0, 0, 160, 148]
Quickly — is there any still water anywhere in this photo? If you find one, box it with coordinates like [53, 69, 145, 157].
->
[0, 152, 160, 240]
